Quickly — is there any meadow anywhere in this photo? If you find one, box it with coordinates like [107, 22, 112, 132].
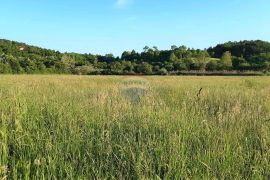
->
[1, 75, 270, 179]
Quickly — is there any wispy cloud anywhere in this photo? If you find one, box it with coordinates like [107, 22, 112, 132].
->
[114, 0, 133, 9]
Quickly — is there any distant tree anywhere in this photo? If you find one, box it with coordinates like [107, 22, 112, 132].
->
[165, 63, 174, 71]
[262, 61, 270, 71]
[174, 46, 188, 59]
[122, 61, 134, 73]
[197, 51, 209, 62]
[121, 51, 131, 60]
[110, 61, 124, 74]
[143, 46, 150, 52]
[87, 54, 98, 64]
[179, 45, 187, 51]
[158, 68, 168, 75]
[238, 62, 251, 70]
[36, 61, 46, 73]
[171, 45, 178, 50]
[232, 57, 247, 70]
[105, 54, 115, 62]
[153, 65, 160, 73]
[19, 57, 37, 73]
[183, 58, 195, 70]
[0, 62, 12, 73]
[136, 62, 153, 74]
[169, 52, 178, 62]
[191, 61, 206, 71]
[221, 51, 233, 69]
[206, 60, 218, 71]
[6, 55, 23, 73]
[153, 46, 158, 52]
[121, 50, 140, 62]
[174, 61, 188, 71]
[208, 40, 270, 59]
[61, 54, 75, 72]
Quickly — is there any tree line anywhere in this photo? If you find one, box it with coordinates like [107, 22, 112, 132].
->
[1, 39, 270, 75]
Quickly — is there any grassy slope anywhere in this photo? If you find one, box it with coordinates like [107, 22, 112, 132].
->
[1, 75, 270, 179]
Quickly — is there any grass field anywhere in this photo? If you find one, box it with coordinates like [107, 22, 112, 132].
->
[1, 75, 270, 179]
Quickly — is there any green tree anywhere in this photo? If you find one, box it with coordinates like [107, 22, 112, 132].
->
[165, 63, 174, 71]
[206, 60, 218, 71]
[143, 46, 150, 52]
[158, 68, 168, 75]
[61, 54, 75, 72]
[110, 61, 124, 74]
[221, 51, 233, 69]
[174, 61, 188, 71]
[136, 62, 153, 74]
[171, 45, 178, 51]
[169, 52, 178, 62]
[0, 62, 12, 73]
[6, 55, 23, 73]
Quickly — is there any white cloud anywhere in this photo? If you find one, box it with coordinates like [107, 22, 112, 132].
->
[114, 0, 132, 8]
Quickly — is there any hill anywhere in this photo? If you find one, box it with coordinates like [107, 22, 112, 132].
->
[0, 39, 270, 75]
[208, 40, 270, 58]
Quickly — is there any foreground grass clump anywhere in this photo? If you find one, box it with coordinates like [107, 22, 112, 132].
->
[1, 75, 270, 179]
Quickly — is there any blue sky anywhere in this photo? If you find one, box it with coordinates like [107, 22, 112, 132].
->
[1, 0, 270, 56]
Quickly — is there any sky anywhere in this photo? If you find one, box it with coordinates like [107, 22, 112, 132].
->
[1, 0, 270, 56]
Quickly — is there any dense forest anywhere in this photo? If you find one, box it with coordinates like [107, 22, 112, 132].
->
[1, 39, 270, 75]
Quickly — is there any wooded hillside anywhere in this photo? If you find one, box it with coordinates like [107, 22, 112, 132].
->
[1, 39, 270, 75]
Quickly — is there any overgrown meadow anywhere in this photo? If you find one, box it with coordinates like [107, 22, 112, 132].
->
[1, 75, 270, 179]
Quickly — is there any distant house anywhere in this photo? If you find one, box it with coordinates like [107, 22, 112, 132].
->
[19, 47, 25, 51]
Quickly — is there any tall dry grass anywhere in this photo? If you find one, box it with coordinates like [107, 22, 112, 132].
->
[1, 75, 270, 179]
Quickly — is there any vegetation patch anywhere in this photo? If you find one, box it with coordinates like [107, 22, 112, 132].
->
[1, 39, 270, 75]
[0, 76, 270, 179]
